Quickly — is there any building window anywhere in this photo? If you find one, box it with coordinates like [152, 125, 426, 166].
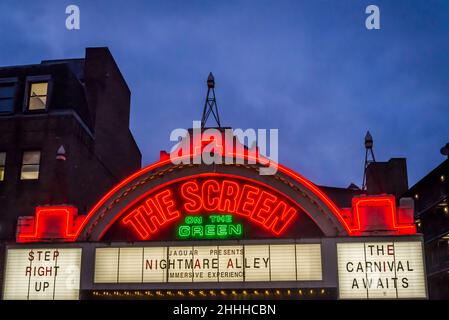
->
[0, 152, 5, 181]
[20, 151, 41, 180]
[28, 82, 48, 110]
[0, 82, 15, 113]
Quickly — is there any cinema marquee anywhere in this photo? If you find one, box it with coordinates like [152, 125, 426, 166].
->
[0, 130, 427, 300]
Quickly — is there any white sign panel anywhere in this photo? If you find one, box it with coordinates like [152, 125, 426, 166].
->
[3, 248, 82, 300]
[94, 243, 322, 283]
[337, 241, 427, 299]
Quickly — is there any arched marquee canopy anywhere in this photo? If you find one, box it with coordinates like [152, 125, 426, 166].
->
[76, 156, 350, 241]
[16, 130, 416, 243]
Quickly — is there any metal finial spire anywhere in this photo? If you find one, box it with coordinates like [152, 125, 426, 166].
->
[362, 130, 376, 190]
[207, 72, 215, 88]
[201, 72, 221, 128]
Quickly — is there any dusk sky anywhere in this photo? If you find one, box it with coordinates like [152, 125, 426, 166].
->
[0, 0, 448, 188]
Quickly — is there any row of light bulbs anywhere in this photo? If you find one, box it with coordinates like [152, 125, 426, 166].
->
[92, 288, 328, 298]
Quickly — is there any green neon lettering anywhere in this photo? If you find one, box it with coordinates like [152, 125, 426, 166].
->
[217, 224, 227, 236]
[177, 214, 243, 240]
[191, 225, 204, 237]
[205, 224, 215, 236]
[228, 223, 242, 236]
[178, 225, 190, 238]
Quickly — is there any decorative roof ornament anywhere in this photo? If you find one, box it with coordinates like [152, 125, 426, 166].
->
[201, 72, 221, 128]
[362, 131, 376, 190]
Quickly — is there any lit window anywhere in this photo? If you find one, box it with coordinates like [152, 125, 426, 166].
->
[28, 82, 48, 110]
[20, 151, 41, 180]
[0, 152, 5, 181]
[0, 83, 15, 113]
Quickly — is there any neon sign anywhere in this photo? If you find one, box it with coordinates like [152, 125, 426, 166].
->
[177, 214, 243, 239]
[121, 177, 298, 240]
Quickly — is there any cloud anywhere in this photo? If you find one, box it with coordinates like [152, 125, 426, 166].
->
[0, 0, 447, 187]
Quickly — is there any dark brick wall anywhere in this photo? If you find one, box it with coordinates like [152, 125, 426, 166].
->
[0, 47, 142, 240]
[0, 114, 116, 239]
[84, 47, 141, 181]
[366, 158, 409, 198]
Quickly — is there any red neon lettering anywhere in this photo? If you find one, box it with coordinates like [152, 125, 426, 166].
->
[178, 179, 298, 234]
[202, 179, 220, 211]
[236, 185, 260, 216]
[218, 180, 240, 213]
[122, 178, 300, 239]
[154, 189, 180, 222]
[122, 207, 153, 239]
[181, 181, 202, 213]
[144, 198, 166, 231]
[122, 188, 179, 240]
[251, 191, 277, 224]
[264, 201, 297, 235]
